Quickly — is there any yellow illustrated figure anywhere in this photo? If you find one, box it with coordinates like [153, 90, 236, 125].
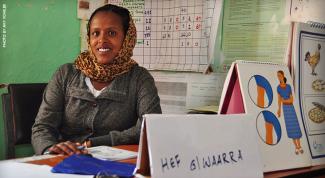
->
[305, 44, 321, 76]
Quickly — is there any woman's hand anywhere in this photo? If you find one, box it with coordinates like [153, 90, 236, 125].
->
[47, 141, 88, 155]
[277, 109, 281, 117]
[83, 140, 92, 148]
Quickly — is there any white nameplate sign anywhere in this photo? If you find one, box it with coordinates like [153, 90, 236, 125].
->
[135, 114, 263, 178]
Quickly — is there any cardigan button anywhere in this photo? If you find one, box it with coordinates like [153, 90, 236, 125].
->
[92, 102, 97, 107]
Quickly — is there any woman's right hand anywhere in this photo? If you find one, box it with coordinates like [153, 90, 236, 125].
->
[46, 141, 88, 155]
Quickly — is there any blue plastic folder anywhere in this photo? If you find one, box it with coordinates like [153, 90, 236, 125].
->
[51, 154, 136, 177]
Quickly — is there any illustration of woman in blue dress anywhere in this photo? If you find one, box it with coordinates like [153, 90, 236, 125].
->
[277, 70, 303, 155]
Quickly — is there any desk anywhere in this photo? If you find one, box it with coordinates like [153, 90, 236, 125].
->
[4, 145, 325, 177]
[265, 164, 325, 178]
[27, 145, 138, 167]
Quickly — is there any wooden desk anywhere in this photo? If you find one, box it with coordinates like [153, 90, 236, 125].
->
[25, 145, 325, 177]
[27, 145, 138, 167]
[264, 164, 325, 178]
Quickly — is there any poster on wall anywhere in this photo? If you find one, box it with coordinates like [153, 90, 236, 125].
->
[293, 22, 325, 165]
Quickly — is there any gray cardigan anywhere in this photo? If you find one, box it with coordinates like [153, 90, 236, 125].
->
[31, 63, 161, 155]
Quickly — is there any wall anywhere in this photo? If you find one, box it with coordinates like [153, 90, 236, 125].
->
[0, 0, 80, 160]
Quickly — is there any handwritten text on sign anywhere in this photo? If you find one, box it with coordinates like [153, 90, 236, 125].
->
[161, 149, 243, 173]
[142, 114, 263, 178]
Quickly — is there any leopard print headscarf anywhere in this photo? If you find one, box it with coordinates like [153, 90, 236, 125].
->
[74, 15, 137, 82]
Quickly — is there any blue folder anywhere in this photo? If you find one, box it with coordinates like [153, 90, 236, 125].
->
[51, 154, 136, 177]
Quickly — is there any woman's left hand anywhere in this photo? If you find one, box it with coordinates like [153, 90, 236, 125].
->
[47, 141, 88, 155]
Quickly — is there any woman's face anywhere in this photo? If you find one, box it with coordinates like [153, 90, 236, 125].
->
[89, 11, 125, 64]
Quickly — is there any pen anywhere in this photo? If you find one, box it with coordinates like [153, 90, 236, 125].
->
[77, 145, 85, 151]
[77, 145, 92, 157]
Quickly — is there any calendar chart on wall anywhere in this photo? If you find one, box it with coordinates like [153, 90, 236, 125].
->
[78, 0, 221, 72]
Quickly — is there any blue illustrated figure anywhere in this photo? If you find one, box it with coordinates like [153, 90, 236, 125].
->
[276, 70, 303, 155]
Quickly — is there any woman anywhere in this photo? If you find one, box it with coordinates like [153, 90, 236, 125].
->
[276, 70, 303, 154]
[31, 4, 161, 155]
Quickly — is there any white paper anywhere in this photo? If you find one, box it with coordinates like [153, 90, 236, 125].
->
[0, 162, 92, 178]
[143, 114, 263, 178]
[152, 71, 188, 113]
[87, 146, 137, 161]
[288, 0, 325, 24]
[4, 154, 56, 163]
[151, 71, 226, 114]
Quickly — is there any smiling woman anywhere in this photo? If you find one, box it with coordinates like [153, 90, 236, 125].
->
[31, 4, 161, 156]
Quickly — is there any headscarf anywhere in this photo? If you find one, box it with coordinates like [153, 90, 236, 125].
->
[74, 15, 137, 82]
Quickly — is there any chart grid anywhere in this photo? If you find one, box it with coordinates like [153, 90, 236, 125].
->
[106, 0, 216, 72]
